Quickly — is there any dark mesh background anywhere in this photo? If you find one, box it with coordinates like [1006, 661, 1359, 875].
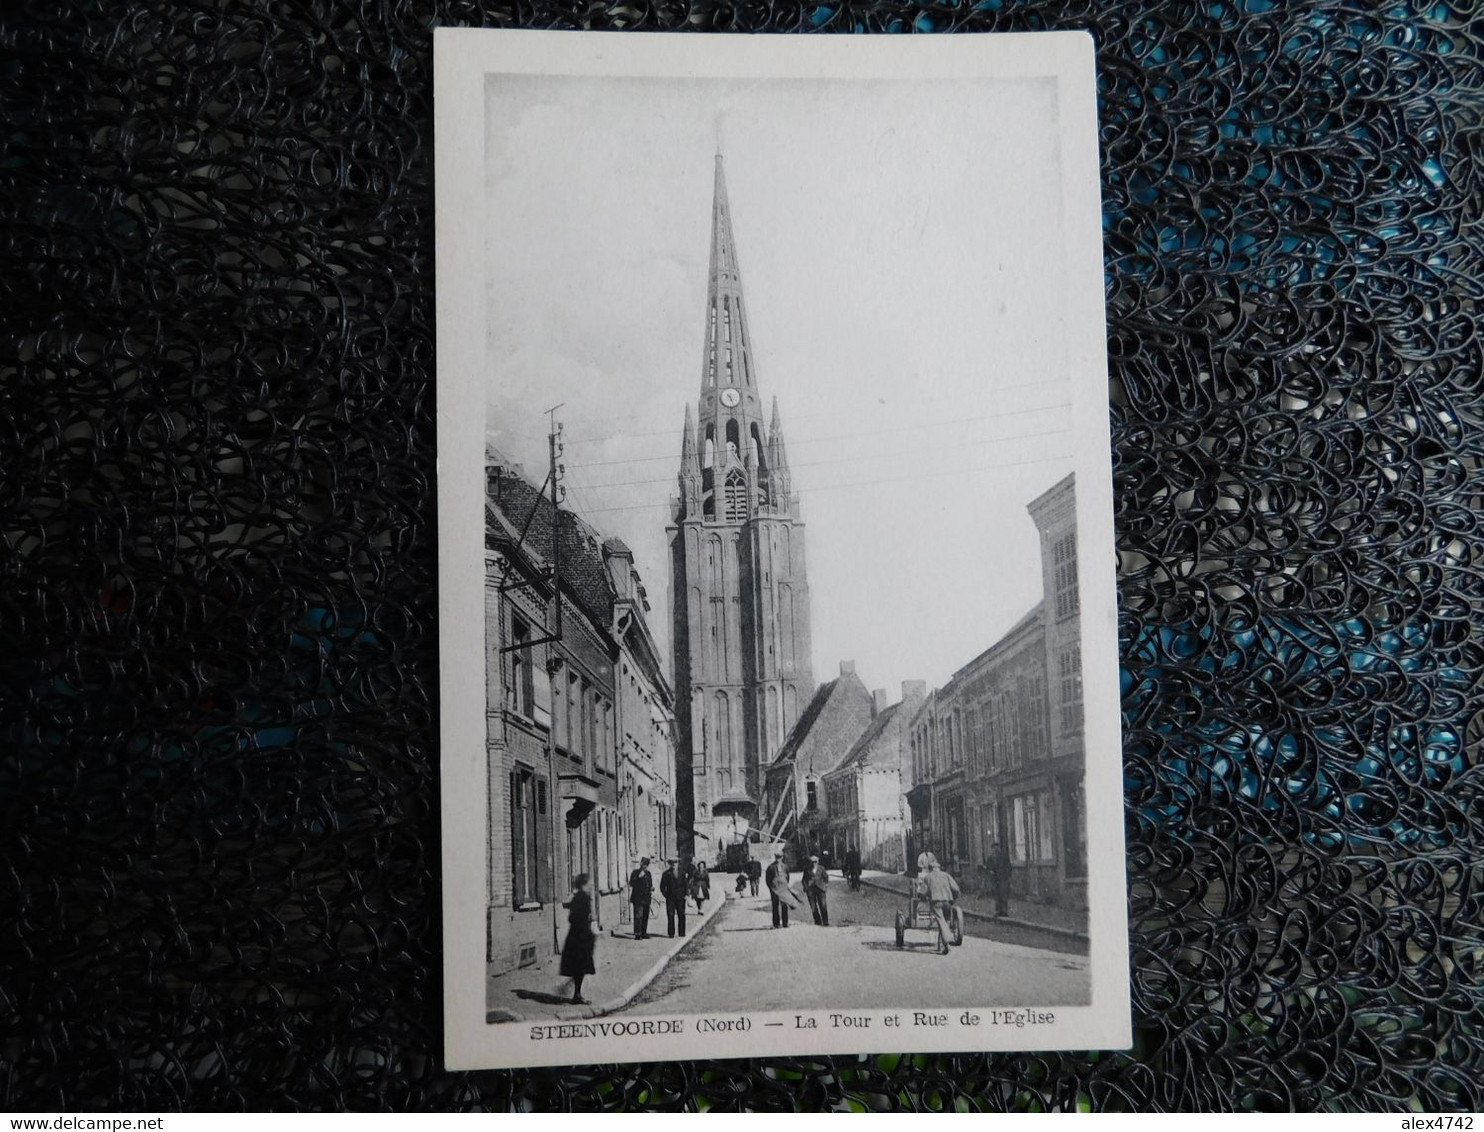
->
[3, 0, 1481, 1113]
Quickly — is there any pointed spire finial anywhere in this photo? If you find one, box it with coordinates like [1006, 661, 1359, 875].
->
[681, 402, 699, 474]
[769, 394, 791, 485]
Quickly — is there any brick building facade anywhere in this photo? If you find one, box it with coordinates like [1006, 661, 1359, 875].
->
[907, 473, 1087, 907]
[484, 457, 676, 978]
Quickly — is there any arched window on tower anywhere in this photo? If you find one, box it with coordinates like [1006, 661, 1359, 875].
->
[709, 535, 723, 592]
[708, 304, 717, 385]
[715, 690, 733, 784]
[723, 298, 733, 375]
[702, 426, 716, 519]
[750, 423, 769, 504]
[779, 583, 793, 665]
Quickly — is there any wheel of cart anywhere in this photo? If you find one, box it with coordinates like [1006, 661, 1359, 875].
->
[895, 894, 963, 949]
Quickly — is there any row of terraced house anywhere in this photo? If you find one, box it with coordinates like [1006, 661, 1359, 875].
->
[483, 452, 679, 976]
[759, 472, 1087, 911]
[906, 473, 1088, 908]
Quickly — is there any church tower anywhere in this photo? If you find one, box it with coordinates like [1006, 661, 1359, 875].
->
[670, 155, 815, 857]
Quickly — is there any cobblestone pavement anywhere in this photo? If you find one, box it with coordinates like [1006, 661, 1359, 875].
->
[623, 880, 1089, 1016]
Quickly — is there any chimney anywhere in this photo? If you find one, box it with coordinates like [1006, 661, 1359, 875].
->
[902, 680, 927, 703]
[873, 688, 889, 716]
[839, 660, 855, 677]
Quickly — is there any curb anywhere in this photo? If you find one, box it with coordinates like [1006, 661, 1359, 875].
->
[485, 897, 726, 1026]
[858, 876, 1089, 945]
[554, 895, 725, 1022]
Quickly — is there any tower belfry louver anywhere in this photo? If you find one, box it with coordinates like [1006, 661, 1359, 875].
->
[669, 155, 815, 856]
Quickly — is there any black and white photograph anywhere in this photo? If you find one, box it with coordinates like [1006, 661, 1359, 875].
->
[437, 29, 1128, 1069]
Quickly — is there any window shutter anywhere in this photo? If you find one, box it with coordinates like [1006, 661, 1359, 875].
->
[536, 778, 550, 903]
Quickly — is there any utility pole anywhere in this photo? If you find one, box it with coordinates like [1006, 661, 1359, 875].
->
[544, 405, 565, 955]
[490, 408, 568, 958]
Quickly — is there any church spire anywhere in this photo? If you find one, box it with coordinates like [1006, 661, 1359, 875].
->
[701, 153, 757, 397]
[668, 155, 815, 858]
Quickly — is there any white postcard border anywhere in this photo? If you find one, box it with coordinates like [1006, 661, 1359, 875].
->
[436, 27, 1129, 1071]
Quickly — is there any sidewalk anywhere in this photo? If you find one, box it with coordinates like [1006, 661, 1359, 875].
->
[486, 894, 725, 1024]
[857, 870, 1088, 943]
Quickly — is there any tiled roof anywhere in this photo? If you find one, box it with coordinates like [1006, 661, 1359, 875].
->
[950, 601, 1045, 683]
[769, 679, 838, 767]
[831, 702, 904, 773]
[1003, 601, 1045, 641]
[485, 462, 614, 628]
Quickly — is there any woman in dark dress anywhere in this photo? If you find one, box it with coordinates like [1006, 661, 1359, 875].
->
[693, 861, 710, 912]
[559, 873, 596, 1005]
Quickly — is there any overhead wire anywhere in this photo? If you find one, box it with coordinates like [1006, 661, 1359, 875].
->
[570, 449, 1075, 515]
[502, 377, 1071, 450]
[561, 399, 1073, 471]
[569, 423, 1074, 492]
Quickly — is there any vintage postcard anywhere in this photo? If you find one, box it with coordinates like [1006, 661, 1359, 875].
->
[436, 28, 1128, 1070]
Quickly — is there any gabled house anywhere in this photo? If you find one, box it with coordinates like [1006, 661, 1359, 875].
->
[822, 681, 927, 873]
[761, 662, 874, 866]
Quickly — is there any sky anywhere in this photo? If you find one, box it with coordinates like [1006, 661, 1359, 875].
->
[484, 73, 1077, 698]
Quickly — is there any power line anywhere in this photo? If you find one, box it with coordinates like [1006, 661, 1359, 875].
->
[502, 377, 1072, 450]
[571, 424, 1073, 492]
[561, 400, 1072, 471]
[568, 450, 1075, 515]
[562, 466, 606, 533]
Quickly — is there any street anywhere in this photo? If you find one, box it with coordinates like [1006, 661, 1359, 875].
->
[624, 875, 1090, 1015]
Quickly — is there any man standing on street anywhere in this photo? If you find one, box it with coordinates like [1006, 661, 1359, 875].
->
[746, 856, 762, 896]
[919, 853, 961, 955]
[660, 857, 687, 938]
[765, 855, 790, 929]
[628, 857, 653, 939]
[989, 840, 1011, 917]
[804, 854, 830, 926]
